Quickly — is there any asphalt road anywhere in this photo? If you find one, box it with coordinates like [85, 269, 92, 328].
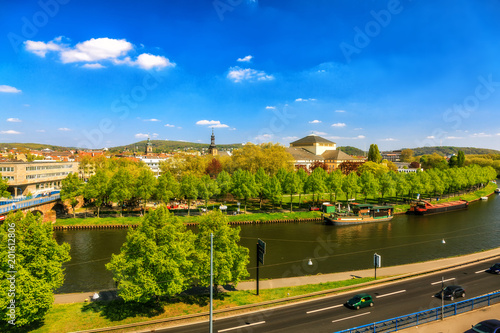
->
[155, 257, 500, 333]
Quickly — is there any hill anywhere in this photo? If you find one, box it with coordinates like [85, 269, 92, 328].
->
[338, 146, 365, 157]
[409, 146, 500, 156]
[0, 143, 73, 152]
[108, 140, 243, 153]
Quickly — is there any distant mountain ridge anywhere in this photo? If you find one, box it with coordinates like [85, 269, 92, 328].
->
[409, 146, 500, 156]
[107, 140, 243, 153]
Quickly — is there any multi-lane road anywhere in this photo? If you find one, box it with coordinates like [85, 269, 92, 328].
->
[156, 258, 500, 333]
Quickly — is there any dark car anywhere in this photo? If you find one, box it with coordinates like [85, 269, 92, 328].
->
[486, 263, 500, 274]
[435, 285, 465, 300]
[346, 293, 373, 310]
[471, 319, 500, 333]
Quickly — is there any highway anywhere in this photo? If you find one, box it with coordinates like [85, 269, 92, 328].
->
[155, 258, 500, 333]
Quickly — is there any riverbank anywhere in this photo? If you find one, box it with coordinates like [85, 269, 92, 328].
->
[44, 246, 500, 333]
[52, 182, 497, 227]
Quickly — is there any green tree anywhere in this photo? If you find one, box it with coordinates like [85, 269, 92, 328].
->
[155, 171, 180, 205]
[379, 171, 395, 201]
[193, 210, 249, 295]
[198, 175, 219, 209]
[0, 175, 10, 198]
[254, 167, 269, 209]
[393, 172, 410, 201]
[457, 150, 465, 167]
[180, 174, 199, 216]
[264, 175, 282, 211]
[359, 171, 379, 202]
[325, 170, 344, 203]
[135, 168, 157, 212]
[448, 155, 459, 168]
[106, 207, 195, 303]
[84, 169, 109, 218]
[61, 172, 84, 218]
[400, 149, 414, 163]
[0, 211, 70, 328]
[367, 144, 382, 163]
[109, 167, 134, 217]
[230, 169, 258, 212]
[342, 172, 359, 201]
[296, 168, 307, 208]
[283, 171, 301, 212]
[216, 170, 232, 200]
[305, 168, 326, 205]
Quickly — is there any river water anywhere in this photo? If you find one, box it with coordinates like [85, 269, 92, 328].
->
[55, 194, 500, 293]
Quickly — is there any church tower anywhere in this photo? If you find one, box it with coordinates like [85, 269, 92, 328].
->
[145, 137, 153, 155]
[208, 128, 218, 156]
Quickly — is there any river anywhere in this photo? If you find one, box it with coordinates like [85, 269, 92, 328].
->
[54, 194, 500, 293]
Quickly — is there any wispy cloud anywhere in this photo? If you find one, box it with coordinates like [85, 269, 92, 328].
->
[6, 118, 21, 122]
[164, 124, 175, 127]
[426, 135, 435, 139]
[295, 98, 316, 102]
[58, 127, 71, 131]
[237, 55, 253, 62]
[135, 133, 149, 139]
[25, 37, 175, 70]
[328, 135, 365, 140]
[254, 133, 273, 142]
[309, 120, 322, 124]
[331, 122, 346, 127]
[265, 106, 276, 110]
[36, 129, 46, 132]
[0, 85, 21, 93]
[196, 120, 229, 128]
[335, 110, 346, 113]
[0, 130, 21, 135]
[282, 136, 299, 141]
[311, 131, 327, 136]
[227, 67, 274, 82]
[380, 138, 397, 141]
[144, 118, 160, 122]
[446, 136, 462, 139]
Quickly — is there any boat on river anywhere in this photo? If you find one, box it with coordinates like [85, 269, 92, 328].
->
[406, 199, 468, 215]
[324, 203, 394, 225]
[495, 188, 500, 194]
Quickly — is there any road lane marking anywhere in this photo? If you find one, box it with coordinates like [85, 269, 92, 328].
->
[376, 290, 406, 298]
[306, 304, 343, 314]
[218, 321, 266, 332]
[431, 278, 455, 285]
[332, 312, 370, 323]
[475, 269, 486, 274]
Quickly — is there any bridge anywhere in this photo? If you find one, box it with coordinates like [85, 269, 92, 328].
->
[0, 194, 72, 223]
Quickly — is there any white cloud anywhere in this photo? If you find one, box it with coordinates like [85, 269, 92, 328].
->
[311, 131, 327, 136]
[282, 136, 299, 141]
[426, 135, 435, 139]
[227, 67, 274, 82]
[6, 118, 21, 122]
[58, 127, 71, 131]
[23, 104, 30, 107]
[152, 133, 159, 138]
[309, 120, 322, 124]
[0, 130, 21, 135]
[295, 98, 316, 102]
[237, 55, 253, 62]
[135, 53, 174, 70]
[144, 118, 160, 122]
[470, 132, 492, 138]
[381, 138, 397, 141]
[254, 134, 273, 142]
[446, 136, 462, 139]
[164, 124, 175, 127]
[331, 122, 346, 127]
[265, 106, 276, 110]
[357, 135, 366, 139]
[24, 40, 62, 57]
[36, 129, 46, 132]
[135, 133, 149, 139]
[354, 127, 363, 130]
[25, 37, 174, 71]
[196, 120, 229, 128]
[335, 110, 346, 113]
[82, 63, 105, 69]
[0, 85, 21, 93]
[328, 135, 365, 140]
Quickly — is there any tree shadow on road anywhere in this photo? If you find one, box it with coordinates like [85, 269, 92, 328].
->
[81, 298, 165, 321]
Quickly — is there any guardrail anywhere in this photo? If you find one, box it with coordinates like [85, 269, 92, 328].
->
[0, 194, 60, 214]
[336, 291, 500, 333]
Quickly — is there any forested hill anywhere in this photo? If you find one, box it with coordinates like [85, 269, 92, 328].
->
[338, 146, 365, 156]
[0, 143, 73, 151]
[410, 146, 500, 156]
[108, 140, 243, 153]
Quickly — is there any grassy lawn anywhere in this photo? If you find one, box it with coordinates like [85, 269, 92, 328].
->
[33, 277, 373, 333]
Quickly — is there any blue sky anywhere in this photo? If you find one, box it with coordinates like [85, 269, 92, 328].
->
[1, 0, 500, 151]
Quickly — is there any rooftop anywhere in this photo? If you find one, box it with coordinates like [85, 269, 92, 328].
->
[290, 134, 335, 146]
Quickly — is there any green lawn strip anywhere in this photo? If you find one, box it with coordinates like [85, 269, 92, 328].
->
[54, 216, 141, 226]
[34, 277, 373, 332]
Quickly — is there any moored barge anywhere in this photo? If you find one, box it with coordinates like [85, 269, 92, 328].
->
[324, 203, 394, 225]
[406, 199, 468, 215]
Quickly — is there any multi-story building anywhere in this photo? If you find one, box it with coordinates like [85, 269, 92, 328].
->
[0, 161, 79, 197]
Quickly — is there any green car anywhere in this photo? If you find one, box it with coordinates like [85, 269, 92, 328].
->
[346, 293, 374, 310]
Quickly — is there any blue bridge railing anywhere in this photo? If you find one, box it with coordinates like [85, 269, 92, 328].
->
[336, 291, 500, 333]
[0, 194, 61, 214]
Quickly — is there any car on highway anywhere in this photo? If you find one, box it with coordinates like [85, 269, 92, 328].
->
[471, 319, 500, 333]
[346, 293, 373, 310]
[434, 285, 465, 300]
[486, 263, 500, 274]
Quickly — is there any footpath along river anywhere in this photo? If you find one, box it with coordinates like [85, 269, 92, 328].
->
[55, 194, 500, 294]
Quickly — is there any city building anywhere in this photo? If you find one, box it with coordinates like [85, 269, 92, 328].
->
[145, 137, 153, 155]
[208, 128, 218, 156]
[0, 161, 79, 197]
[381, 150, 402, 162]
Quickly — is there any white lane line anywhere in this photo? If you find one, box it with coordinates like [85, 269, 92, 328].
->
[376, 290, 406, 298]
[307, 304, 343, 314]
[218, 321, 266, 333]
[431, 278, 455, 285]
[332, 312, 370, 323]
[475, 269, 486, 274]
